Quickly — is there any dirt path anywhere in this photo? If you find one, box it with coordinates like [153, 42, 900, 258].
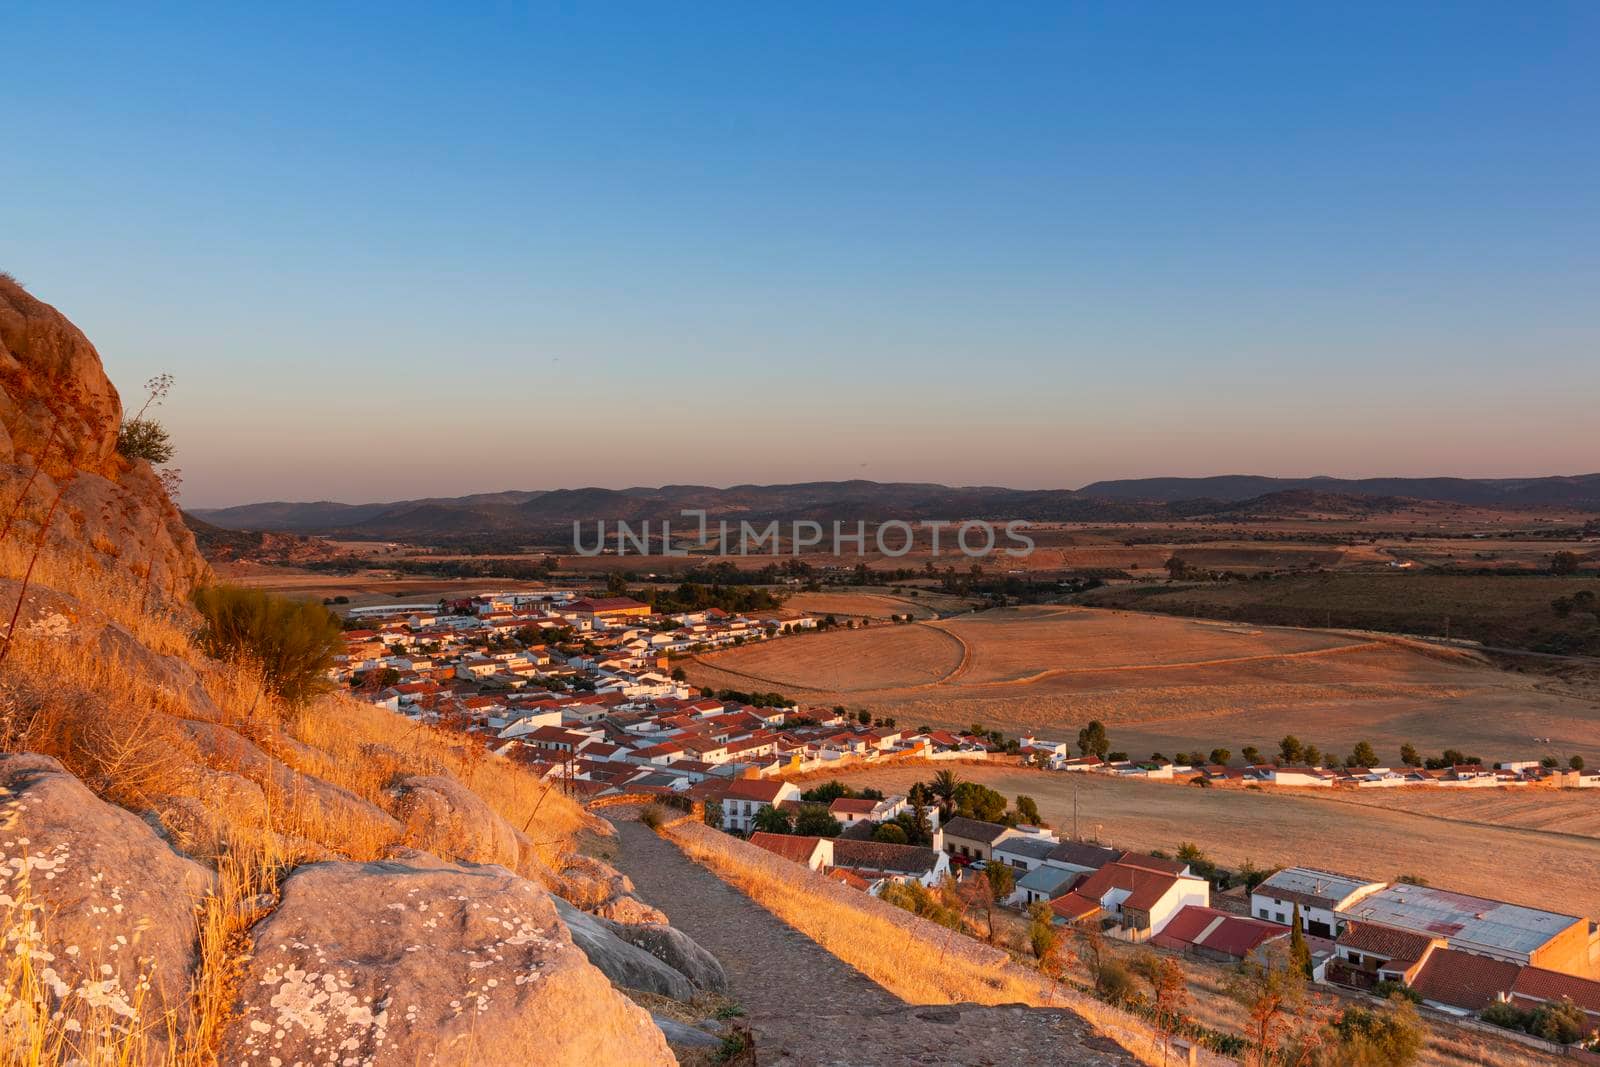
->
[610, 820, 1140, 1066]
[611, 820, 902, 1022]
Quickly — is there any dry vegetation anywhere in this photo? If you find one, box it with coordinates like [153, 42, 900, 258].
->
[686, 605, 1600, 759]
[0, 542, 599, 1064]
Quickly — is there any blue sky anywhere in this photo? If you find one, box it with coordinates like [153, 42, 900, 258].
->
[6, 3, 1597, 506]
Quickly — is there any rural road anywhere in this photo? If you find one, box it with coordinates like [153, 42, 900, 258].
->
[609, 820, 1138, 1066]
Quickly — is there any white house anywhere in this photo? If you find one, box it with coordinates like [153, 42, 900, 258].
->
[1252, 867, 1387, 939]
[1057, 860, 1210, 940]
[720, 778, 802, 834]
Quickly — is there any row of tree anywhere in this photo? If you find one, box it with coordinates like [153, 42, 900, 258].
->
[1077, 720, 1586, 772]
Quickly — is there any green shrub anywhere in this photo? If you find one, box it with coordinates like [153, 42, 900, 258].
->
[116, 418, 175, 464]
[640, 804, 666, 831]
[191, 584, 343, 706]
[1096, 959, 1139, 1005]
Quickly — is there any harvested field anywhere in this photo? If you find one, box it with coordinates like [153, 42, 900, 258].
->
[821, 764, 1600, 939]
[781, 590, 943, 620]
[694, 623, 964, 692]
[685, 606, 1600, 760]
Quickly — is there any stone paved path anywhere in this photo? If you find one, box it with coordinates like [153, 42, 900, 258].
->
[610, 821, 1140, 1066]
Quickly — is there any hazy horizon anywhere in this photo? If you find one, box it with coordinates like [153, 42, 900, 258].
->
[8, 4, 1598, 508]
[190, 470, 1600, 513]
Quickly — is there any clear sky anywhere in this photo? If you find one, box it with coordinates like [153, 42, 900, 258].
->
[6, 3, 1597, 507]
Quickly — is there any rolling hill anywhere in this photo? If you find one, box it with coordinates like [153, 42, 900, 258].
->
[188, 474, 1600, 542]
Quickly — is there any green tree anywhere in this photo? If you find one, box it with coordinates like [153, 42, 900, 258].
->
[792, 804, 842, 837]
[1399, 743, 1421, 767]
[1027, 901, 1058, 960]
[1209, 747, 1232, 766]
[1077, 720, 1110, 758]
[1571, 755, 1586, 771]
[1303, 745, 1323, 769]
[1278, 735, 1304, 765]
[752, 806, 792, 834]
[881, 878, 963, 930]
[952, 781, 1007, 822]
[872, 823, 908, 844]
[1528, 998, 1588, 1044]
[1351, 740, 1379, 768]
[856, 709, 872, 725]
[1096, 959, 1138, 1005]
[1289, 903, 1313, 977]
[1330, 995, 1425, 1065]
[1014, 795, 1041, 826]
[800, 780, 851, 803]
[1551, 551, 1581, 576]
[703, 798, 722, 828]
[1176, 842, 1216, 880]
[928, 770, 962, 815]
[191, 584, 343, 707]
[1242, 745, 1262, 765]
[984, 859, 1016, 906]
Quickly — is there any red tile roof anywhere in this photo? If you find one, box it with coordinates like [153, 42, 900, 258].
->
[1509, 966, 1600, 1015]
[1336, 922, 1441, 966]
[1409, 948, 1522, 1012]
[724, 778, 791, 803]
[1050, 892, 1102, 923]
[1151, 906, 1287, 959]
[749, 832, 826, 865]
[826, 868, 873, 891]
[1075, 861, 1188, 912]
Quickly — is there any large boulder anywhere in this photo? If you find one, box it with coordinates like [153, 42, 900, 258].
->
[601, 917, 729, 994]
[0, 753, 213, 1053]
[391, 773, 533, 874]
[552, 895, 697, 1001]
[0, 276, 209, 593]
[218, 852, 674, 1066]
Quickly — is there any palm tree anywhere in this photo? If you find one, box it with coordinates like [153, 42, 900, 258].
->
[929, 769, 962, 816]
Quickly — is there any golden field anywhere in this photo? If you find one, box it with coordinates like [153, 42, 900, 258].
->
[686, 605, 1600, 762]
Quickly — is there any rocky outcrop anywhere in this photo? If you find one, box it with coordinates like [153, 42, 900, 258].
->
[553, 895, 698, 1001]
[0, 753, 213, 1055]
[0, 276, 208, 593]
[392, 773, 534, 874]
[219, 851, 674, 1066]
[602, 918, 729, 994]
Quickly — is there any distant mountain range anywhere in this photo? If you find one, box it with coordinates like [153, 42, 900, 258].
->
[187, 474, 1600, 543]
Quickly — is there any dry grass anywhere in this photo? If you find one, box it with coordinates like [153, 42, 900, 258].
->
[0, 544, 603, 1063]
[664, 821, 1227, 1067]
[687, 604, 1600, 760]
[0, 536, 192, 659]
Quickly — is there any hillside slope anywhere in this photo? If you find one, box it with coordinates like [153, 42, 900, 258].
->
[0, 281, 686, 1065]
